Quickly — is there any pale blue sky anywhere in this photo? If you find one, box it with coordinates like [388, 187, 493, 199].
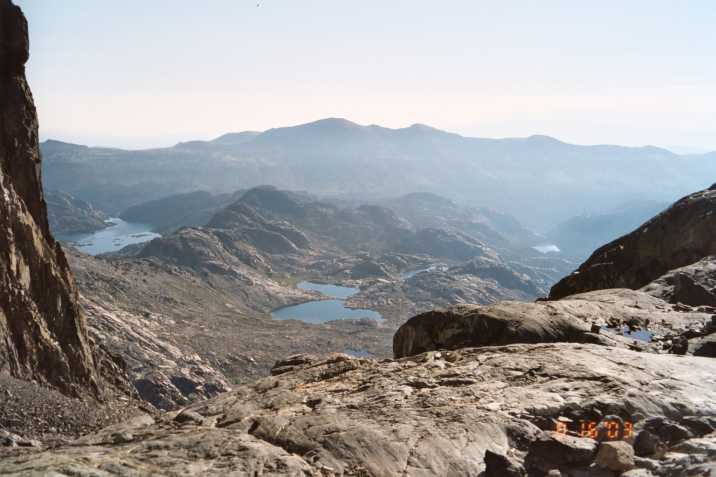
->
[16, 0, 716, 150]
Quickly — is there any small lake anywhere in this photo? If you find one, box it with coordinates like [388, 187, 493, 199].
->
[602, 325, 653, 342]
[344, 348, 373, 358]
[297, 281, 358, 299]
[56, 218, 160, 256]
[272, 281, 383, 324]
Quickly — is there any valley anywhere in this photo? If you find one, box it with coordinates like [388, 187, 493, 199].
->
[51, 185, 573, 410]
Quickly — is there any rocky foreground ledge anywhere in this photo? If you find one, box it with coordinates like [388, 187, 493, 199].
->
[2, 343, 714, 476]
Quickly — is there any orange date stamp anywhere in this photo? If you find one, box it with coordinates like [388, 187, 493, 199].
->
[555, 419, 633, 440]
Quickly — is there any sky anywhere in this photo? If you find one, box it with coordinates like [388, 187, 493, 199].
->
[16, 0, 716, 151]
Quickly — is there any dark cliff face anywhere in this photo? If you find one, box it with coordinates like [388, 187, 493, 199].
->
[0, 0, 98, 395]
[549, 186, 716, 300]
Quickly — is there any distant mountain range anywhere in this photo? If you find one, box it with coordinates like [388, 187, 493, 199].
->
[40, 118, 716, 227]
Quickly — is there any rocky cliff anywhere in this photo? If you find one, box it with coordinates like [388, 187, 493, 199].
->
[0, 0, 97, 395]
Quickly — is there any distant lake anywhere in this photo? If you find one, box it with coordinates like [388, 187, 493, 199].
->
[272, 281, 383, 324]
[532, 244, 561, 254]
[56, 218, 160, 255]
[297, 281, 358, 299]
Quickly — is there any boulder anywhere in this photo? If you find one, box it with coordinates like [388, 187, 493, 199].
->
[174, 410, 205, 425]
[524, 431, 598, 471]
[594, 441, 635, 472]
[394, 302, 594, 358]
[633, 430, 661, 457]
[690, 332, 716, 357]
[484, 449, 526, 477]
[393, 288, 710, 358]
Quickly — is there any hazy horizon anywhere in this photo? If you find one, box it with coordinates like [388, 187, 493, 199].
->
[35, 116, 716, 155]
[17, 0, 716, 150]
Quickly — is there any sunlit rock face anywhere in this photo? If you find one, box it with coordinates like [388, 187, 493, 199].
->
[2, 345, 715, 475]
[0, 0, 98, 396]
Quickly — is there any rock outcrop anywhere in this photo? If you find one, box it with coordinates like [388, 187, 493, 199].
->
[641, 256, 716, 307]
[550, 185, 716, 300]
[0, 0, 98, 396]
[393, 288, 711, 358]
[82, 296, 231, 410]
[2, 344, 714, 475]
[393, 303, 596, 359]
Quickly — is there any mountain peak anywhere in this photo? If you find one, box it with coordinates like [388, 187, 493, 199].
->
[299, 118, 362, 130]
[525, 134, 564, 144]
[407, 123, 438, 132]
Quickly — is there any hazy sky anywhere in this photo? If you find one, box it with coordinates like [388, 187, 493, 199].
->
[16, 0, 716, 151]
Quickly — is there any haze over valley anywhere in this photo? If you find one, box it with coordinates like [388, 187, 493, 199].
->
[41, 118, 716, 229]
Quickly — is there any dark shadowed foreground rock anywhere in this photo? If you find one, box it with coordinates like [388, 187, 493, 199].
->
[0, 0, 100, 396]
[1, 343, 714, 475]
[524, 431, 598, 471]
[393, 288, 711, 358]
[550, 186, 716, 300]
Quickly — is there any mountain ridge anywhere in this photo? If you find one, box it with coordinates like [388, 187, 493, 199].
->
[42, 117, 710, 155]
[40, 117, 716, 227]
